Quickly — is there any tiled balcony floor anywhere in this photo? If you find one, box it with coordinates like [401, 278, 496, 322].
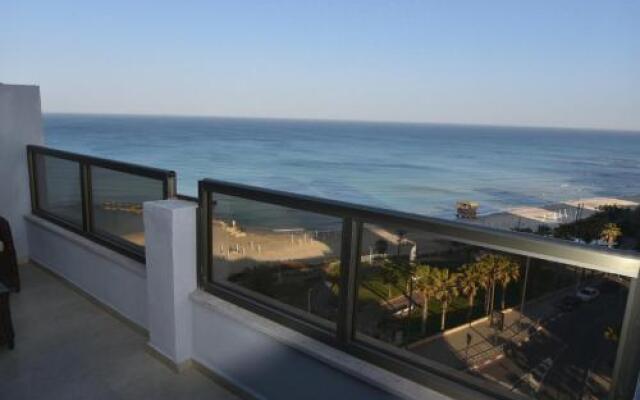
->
[0, 263, 241, 400]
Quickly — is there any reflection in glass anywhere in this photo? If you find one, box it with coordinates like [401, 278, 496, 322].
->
[91, 167, 163, 247]
[355, 223, 627, 399]
[210, 193, 342, 327]
[35, 154, 82, 225]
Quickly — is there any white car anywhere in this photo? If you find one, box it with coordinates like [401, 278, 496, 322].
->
[576, 286, 600, 302]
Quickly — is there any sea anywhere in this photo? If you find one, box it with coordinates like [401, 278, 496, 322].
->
[44, 114, 640, 220]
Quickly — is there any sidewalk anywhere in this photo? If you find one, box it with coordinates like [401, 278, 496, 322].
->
[408, 286, 575, 370]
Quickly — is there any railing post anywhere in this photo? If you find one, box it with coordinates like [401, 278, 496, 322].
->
[337, 218, 362, 345]
[519, 257, 531, 314]
[197, 181, 211, 287]
[611, 277, 640, 399]
[26, 146, 39, 212]
[143, 199, 198, 367]
[165, 173, 177, 199]
[80, 162, 93, 233]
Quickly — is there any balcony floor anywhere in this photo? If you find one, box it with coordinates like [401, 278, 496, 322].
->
[0, 263, 240, 400]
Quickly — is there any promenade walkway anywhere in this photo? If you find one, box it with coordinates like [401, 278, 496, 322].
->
[408, 286, 575, 370]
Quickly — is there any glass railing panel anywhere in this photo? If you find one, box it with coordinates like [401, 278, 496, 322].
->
[354, 222, 629, 399]
[90, 167, 164, 247]
[34, 154, 83, 226]
[208, 192, 343, 329]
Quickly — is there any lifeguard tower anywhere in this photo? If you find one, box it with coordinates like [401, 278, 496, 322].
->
[456, 201, 479, 219]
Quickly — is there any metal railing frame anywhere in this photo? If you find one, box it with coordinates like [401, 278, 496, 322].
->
[27, 145, 177, 262]
[198, 178, 640, 400]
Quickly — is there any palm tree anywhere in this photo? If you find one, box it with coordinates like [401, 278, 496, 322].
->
[380, 259, 401, 299]
[497, 258, 521, 310]
[474, 253, 517, 315]
[324, 261, 341, 291]
[432, 268, 459, 331]
[474, 254, 501, 316]
[475, 262, 492, 315]
[414, 264, 436, 334]
[458, 264, 480, 323]
[601, 223, 622, 248]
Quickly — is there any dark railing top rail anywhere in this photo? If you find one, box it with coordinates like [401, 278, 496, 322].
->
[200, 178, 640, 278]
[176, 193, 198, 202]
[27, 145, 176, 181]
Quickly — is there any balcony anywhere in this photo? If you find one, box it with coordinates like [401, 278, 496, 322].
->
[1, 84, 639, 400]
[0, 263, 240, 400]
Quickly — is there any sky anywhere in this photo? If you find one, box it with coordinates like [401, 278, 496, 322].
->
[2, 1, 639, 130]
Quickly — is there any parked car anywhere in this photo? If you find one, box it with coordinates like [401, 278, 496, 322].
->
[576, 286, 600, 302]
[557, 295, 581, 312]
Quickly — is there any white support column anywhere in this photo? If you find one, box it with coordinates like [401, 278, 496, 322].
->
[143, 199, 198, 367]
[0, 83, 44, 263]
[612, 278, 640, 399]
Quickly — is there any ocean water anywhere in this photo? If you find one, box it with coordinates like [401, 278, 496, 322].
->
[44, 114, 640, 219]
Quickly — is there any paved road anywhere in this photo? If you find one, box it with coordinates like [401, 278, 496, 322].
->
[479, 282, 626, 399]
[409, 285, 574, 370]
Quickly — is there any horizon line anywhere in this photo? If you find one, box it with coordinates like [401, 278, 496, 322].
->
[42, 110, 640, 134]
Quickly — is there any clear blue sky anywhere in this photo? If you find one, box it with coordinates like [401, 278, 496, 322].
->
[2, 1, 639, 130]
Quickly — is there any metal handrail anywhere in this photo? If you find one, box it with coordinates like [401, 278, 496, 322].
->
[27, 145, 176, 181]
[200, 178, 640, 277]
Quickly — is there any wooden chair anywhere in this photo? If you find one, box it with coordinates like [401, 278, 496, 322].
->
[0, 282, 14, 349]
[0, 216, 17, 350]
[0, 216, 20, 292]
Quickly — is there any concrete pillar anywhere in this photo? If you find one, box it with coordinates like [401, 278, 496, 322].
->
[0, 83, 44, 262]
[143, 200, 197, 367]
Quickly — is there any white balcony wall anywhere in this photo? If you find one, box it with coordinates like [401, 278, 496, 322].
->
[25, 215, 148, 329]
[0, 83, 44, 262]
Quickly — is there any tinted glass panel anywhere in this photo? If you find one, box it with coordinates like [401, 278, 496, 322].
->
[35, 154, 82, 226]
[209, 193, 342, 328]
[91, 167, 163, 247]
[355, 222, 628, 399]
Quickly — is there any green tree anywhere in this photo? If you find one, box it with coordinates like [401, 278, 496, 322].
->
[458, 264, 481, 323]
[324, 261, 341, 290]
[475, 261, 493, 316]
[414, 264, 436, 334]
[432, 268, 459, 331]
[374, 239, 388, 256]
[474, 253, 517, 315]
[380, 259, 403, 299]
[601, 223, 622, 248]
[496, 257, 521, 310]
[474, 254, 501, 315]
